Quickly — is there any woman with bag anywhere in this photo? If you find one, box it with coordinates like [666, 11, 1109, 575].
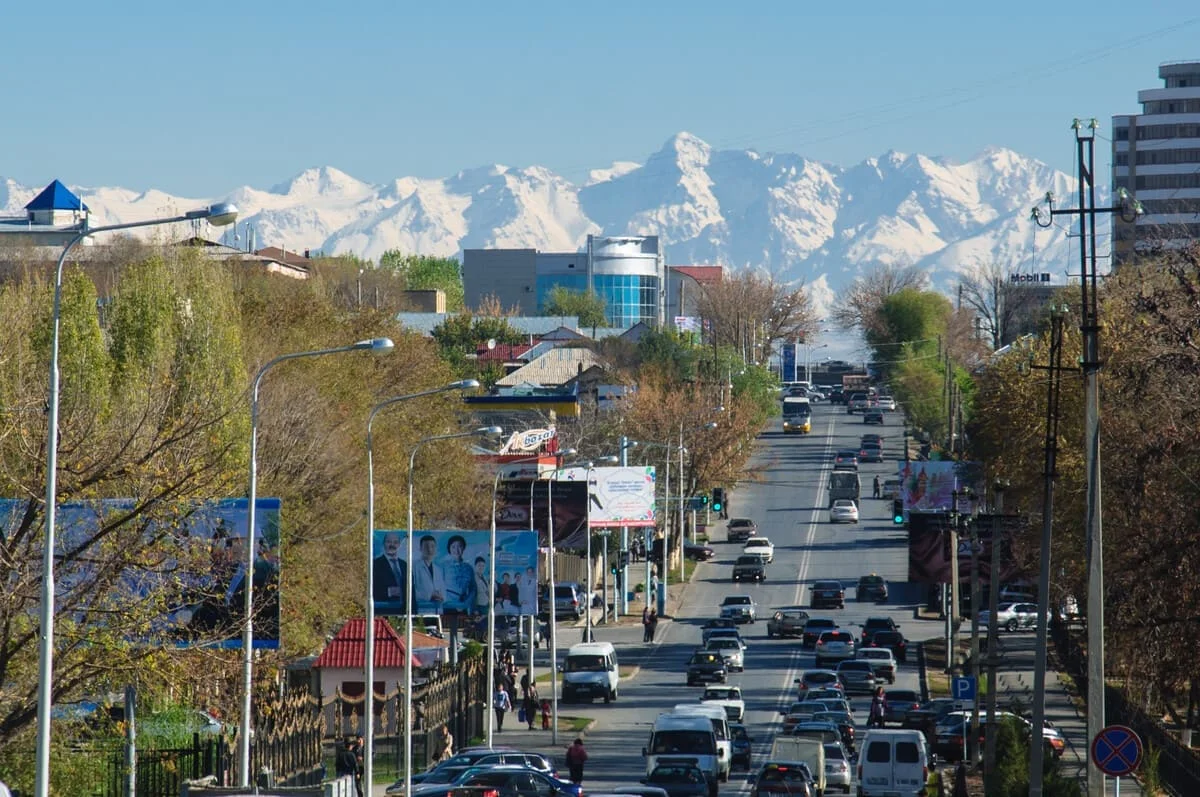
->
[493, 683, 512, 732]
[523, 683, 539, 730]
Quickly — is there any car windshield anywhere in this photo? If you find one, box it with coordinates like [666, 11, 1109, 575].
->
[565, 655, 606, 672]
[820, 632, 852, 643]
[732, 725, 750, 741]
[759, 767, 811, 784]
[650, 766, 706, 784]
[723, 596, 752, 605]
[888, 690, 920, 703]
[824, 744, 845, 761]
[806, 620, 836, 630]
[651, 730, 715, 755]
[860, 576, 883, 585]
[805, 672, 837, 683]
[839, 661, 872, 671]
[735, 556, 761, 565]
[859, 650, 890, 660]
[729, 519, 753, 528]
[704, 688, 738, 700]
[709, 639, 738, 650]
[815, 582, 842, 590]
[692, 654, 720, 665]
[745, 538, 769, 546]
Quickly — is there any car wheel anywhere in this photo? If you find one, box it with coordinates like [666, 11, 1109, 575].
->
[1006, 619, 1018, 632]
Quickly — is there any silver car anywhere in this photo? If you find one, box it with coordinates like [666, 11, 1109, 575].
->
[823, 742, 853, 794]
[706, 637, 746, 671]
[834, 659, 877, 694]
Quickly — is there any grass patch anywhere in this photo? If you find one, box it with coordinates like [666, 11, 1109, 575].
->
[562, 716, 593, 733]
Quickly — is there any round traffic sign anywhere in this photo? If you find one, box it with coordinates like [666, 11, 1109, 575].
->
[1091, 724, 1143, 777]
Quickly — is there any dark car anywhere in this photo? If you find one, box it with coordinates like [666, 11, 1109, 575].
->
[686, 651, 728, 685]
[859, 443, 884, 462]
[866, 629, 908, 663]
[882, 689, 923, 725]
[802, 618, 838, 648]
[684, 541, 716, 562]
[700, 618, 739, 645]
[828, 388, 846, 405]
[832, 450, 859, 468]
[857, 575, 888, 603]
[643, 762, 711, 797]
[860, 616, 899, 645]
[407, 746, 520, 786]
[750, 762, 815, 797]
[812, 711, 856, 753]
[766, 607, 810, 639]
[727, 518, 758, 542]
[733, 555, 766, 582]
[412, 766, 583, 797]
[811, 580, 845, 610]
[860, 433, 884, 447]
[863, 409, 885, 425]
[730, 723, 753, 771]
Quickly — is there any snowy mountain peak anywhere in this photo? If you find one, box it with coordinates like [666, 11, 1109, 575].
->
[1, 132, 1080, 298]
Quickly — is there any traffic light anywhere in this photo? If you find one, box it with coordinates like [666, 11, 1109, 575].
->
[712, 488, 726, 513]
[892, 499, 905, 525]
[698, 494, 710, 507]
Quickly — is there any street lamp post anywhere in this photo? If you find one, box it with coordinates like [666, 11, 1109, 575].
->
[239, 336, 395, 786]
[33, 201, 240, 797]
[403, 427, 500, 797]
[364, 381, 480, 791]
[487, 449, 571, 749]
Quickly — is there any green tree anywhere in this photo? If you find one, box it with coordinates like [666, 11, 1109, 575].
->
[543, 286, 607, 330]
[380, 250, 466, 311]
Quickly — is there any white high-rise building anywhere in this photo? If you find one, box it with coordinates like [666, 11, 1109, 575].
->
[1112, 60, 1200, 265]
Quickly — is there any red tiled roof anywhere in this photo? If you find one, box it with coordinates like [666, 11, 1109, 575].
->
[312, 617, 428, 670]
[670, 265, 723, 283]
[476, 342, 534, 362]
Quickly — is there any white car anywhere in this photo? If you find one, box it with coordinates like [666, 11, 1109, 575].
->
[705, 637, 746, 671]
[743, 537, 775, 563]
[978, 602, 1044, 631]
[830, 499, 859, 524]
[824, 742, 853, 793]
[701, 685, 746, 722]
[877, 395, 897, 411]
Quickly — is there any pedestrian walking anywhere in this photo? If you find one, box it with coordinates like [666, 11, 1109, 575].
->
[437, 725, 455, 762]
[869, 687, 888, 728]
[873, 475, 881, 499]
[335, 737, 359, 790]
[952, 760, 968, 797]
[565, 737, 588, 784]
[351, 735, 364, 797]
[641, 606, 652, 643]
[648, 608, 659, 642]
[493, 683, 512, 732]
[524, 683, 539, 730]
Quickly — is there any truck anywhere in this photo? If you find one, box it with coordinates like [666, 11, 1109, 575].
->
[841, 373, 871, 393]
[765, 737, 826, 797]
[829, 470, 860, 508]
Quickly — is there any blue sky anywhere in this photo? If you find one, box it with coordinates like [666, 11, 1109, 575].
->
[6, 1, 1198, 196]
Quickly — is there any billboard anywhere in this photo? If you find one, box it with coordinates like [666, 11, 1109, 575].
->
[896, 460, 983, 512]
[371, 529, 538, 617]
[0, 497, 281, 649]
[781, 344, 797, 383]
[907, 511, 1021, 585]
[560, 466, 657, 528]
[494, 478, 590, 550]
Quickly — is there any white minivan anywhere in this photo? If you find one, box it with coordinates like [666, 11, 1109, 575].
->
[644, 712, 721, 797]
[673, 703, 732, 781]
[857, 729, 930, 797]
[562, 641, 619, 703]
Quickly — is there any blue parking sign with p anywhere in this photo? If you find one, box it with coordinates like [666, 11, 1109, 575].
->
[952, 676, 977, 701]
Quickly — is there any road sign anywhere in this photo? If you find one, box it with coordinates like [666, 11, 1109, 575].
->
[951, 676, 977, 702]
[1091, 725, 1143, 777]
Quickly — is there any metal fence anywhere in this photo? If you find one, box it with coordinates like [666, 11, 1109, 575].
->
[1052, 621, 1200, 796]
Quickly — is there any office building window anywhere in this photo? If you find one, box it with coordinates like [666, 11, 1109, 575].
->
[594, 274, 659, 327]
[535, 274, 589, 312]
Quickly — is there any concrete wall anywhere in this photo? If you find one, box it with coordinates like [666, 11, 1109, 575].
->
[463, 248, 537, 313]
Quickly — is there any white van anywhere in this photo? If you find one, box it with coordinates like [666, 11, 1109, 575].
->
[562, 641, 619, 703]
[857, 729, 929, 797]
[672, 703, 731, 781]
[644, 712, 721, 797]
[766, 736, 825, 796]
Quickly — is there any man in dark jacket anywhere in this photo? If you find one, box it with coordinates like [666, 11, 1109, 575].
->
[335, 737, 359, 780]
[565, 738, 588, 784]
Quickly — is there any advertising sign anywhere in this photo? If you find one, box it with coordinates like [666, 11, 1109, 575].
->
[896, 460, 983, 512]
[675, 316, 700, 332]
[495, 478, 590, 550]
[782, 343, 797, 383]
[499, 427, 557, 454]
[371, 529, 538, 617]
[907, 511, 1021, 585]
[0, 497, 282, 649]
[560, 466, 657, 527]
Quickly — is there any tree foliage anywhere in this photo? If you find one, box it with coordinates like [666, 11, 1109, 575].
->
[957, 261, 1044, 350]
[695, 269, 813, 367]
[969, 244, 1200, 709]
[543, 286, 607, 330]
[831, 263, 930, 338]
[380, 251, 466, 311]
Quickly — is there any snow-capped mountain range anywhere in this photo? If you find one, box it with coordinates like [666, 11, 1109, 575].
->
[1, 132, 1088, 298]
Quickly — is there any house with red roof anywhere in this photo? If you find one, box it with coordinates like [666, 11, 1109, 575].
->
[311, 617, 447, 702]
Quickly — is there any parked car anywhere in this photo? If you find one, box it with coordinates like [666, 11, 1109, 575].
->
[733, 555, 767, 583]
[814, 630, 857, 669]
[409, 765, 583, 797]
[726, 518, 757, 542]
[856, 574, 888, 602]
[829, 500, 859, 524]
[402, 746, 520, 788]
[542, 582, 587, 620]
[686, 651, 727, 685]
[811, 580, 846, 609]
[720, 595, 758, 623]
[856, 648, 898, 684]
[834, 659, 878, 694]
[766, 607, 810, 639]
[978, 602, 1043, 631]
[865, 629, 908, 663]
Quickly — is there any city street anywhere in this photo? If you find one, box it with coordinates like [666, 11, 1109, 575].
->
[514, 401, 933, 794]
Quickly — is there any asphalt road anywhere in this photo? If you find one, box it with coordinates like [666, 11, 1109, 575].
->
[556, 402, 940, 794]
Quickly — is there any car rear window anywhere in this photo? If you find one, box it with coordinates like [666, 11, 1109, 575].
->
[822, 632, 853, 643]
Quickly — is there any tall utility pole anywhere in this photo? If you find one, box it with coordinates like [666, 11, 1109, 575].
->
[969, 509, 982, 765]
[983, 484, 1008, 772]
[1033, 118, 1143, 797]
[1028, 308, 1070, 797]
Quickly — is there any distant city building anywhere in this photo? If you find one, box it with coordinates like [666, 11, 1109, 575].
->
[463, 235, 666, 328]
[0, 179, 90, 246]
[1112, 60, 1200, 264]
